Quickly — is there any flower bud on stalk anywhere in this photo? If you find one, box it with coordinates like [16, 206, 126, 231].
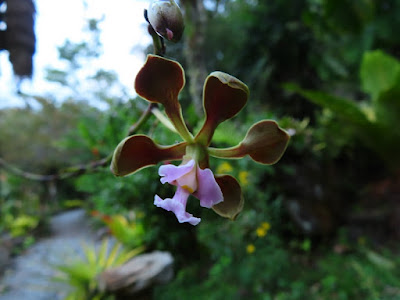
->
[147, 0, 184, 43]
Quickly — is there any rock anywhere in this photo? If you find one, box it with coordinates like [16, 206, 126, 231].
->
[98, 251, 174, 296]
[0, 245, 10, 274]
[0, 235, 14, 275]
[0, 209, 95, 299]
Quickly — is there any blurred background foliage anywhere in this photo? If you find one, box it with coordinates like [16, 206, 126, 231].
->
[1, 0, 400, 299]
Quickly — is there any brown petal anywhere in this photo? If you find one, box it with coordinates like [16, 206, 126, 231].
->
[111, 135, 186, 176]
[135, 54, 185, 105]
[208, 120, 290, 165]
[195, 72, 249, 145]
[212, 175, 244, 220]
[135, 55, 193, 142]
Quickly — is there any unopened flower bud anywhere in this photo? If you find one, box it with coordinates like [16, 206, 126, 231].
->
[147, 0, 184, 43]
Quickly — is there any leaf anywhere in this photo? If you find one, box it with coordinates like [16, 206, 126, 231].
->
[114, 246, 145, 266]
[211, 120, 245, 146]
[56, 263, 95, 283]
[105, 242, 121, 268]
[360, 50, 400, 101]
[98, 239, 109, 268]
[366, 250, 395, 270]
[285, 83, 369, 127]
[375, 87, 400, 128]
[82, 243, 96, 266]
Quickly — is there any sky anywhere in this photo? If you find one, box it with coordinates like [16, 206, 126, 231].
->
[0, 0, 152, 108]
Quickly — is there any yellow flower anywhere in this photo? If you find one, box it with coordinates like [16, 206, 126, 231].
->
[216, 162, 233, 174]
[246, 244, 255, 254]
[261, 222, 271, 230]
[256, 227, 267, 237]
[256, 222, 271, 237]
[238, 171, 249, 186]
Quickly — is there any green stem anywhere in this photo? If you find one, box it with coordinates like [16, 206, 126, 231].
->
[194, 118, 218, 146]
[128, 103, 157, 136]
[165, 104, 194, 143]
[148, 24, 165, 56]
[207, 146, 243, 159]
[151, 107, 178, 133]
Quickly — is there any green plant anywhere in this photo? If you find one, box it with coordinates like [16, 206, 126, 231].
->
[156, 224, 400, 300]
[4, 213, 39, 237]
[54, 239, 144, 300]
[91, 211, 145, 250]
[286, 50, 400, 170]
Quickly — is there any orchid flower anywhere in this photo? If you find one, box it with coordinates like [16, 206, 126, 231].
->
[111, 55, 290, 225]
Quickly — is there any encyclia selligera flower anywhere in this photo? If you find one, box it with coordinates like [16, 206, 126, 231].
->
[111, 55, 290, 225]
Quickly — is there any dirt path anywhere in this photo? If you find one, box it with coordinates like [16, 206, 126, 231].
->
[0, 209, 96, 300]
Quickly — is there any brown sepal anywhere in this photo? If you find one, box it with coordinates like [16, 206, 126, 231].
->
[212, 175, 244, 220]
[111, 135, 186, 176]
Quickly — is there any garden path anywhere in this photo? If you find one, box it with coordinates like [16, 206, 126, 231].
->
[0, 209, 96, 300]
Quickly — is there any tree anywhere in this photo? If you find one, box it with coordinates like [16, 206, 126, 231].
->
[0, 0, 36, 79]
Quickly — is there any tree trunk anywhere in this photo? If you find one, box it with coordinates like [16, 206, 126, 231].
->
[181, 0, 208, 116]
[3, 0, 36, 77]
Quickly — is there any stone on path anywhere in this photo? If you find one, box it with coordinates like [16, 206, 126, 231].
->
[0, 209, 95, 300]
[98, 251, 174, 296]
[0, 209, 174, 300]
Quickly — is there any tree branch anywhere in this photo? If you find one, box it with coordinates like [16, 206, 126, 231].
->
[0, 156, 110, 181]
[128, 102, 158, 136]
[0, 9, 170, 182]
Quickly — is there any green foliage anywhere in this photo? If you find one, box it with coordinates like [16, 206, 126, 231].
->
[54, 239, 143, 300]
[0, 172, 44, 244]
[74, 165, 159, 213]
[3, 213, 39, 237]
[208, 120, 245, 146]
[92, 212, 145, 250]
[156, 221, 400, 300]
[360, 50, 400, 100]
[285, 50, 400, 169]
[304, 0, 400, 84]
[314, 249, 400, 300]
[2, 1, 400, 299]
[0, 99, 107, 230]
[197, 0, 400, 120]
[44, 17, 128, 109]
[0, 99, 101, 172]
[202, 0, 317, 117]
